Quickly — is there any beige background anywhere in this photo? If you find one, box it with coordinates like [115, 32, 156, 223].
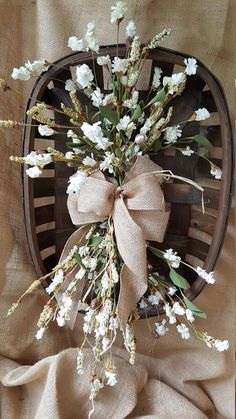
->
[0, 1, 235, 418]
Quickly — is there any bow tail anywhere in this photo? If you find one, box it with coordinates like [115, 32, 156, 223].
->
[112, 198, 148, 330]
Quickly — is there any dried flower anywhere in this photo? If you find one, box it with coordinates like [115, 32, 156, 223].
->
[148, 28, 172, 49]
[210, 165, 222, 180]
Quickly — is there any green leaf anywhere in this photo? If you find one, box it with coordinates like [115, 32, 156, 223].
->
[153, 139, 162, 152]
[183, 297, 207, 318]
[74, 253, 84, 267]
[66, 142, 81, 148]
[99, 105, 119, 125]
[89, 236, 104, 247]
[148, 86, 167, 106]
[115, 148, 123, 158]
[149, 246, 164, 259]
[192, 134, 213, 150]
[169, 268, 187, 289]
[139, 100, 145, 110]
[131, 104, 142, 122]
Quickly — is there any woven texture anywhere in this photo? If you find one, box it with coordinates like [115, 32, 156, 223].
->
[0, 1, 235, 418]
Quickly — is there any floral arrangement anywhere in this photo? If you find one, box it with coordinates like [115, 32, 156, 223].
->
[1, 0, 228, 415]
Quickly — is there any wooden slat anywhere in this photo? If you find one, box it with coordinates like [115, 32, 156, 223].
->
[163, 183, 219, 208]
[190, 209, 216, 235]
[34, 178, 55, 197]
[38, 229, 55, 250]
[201, 90, 217, 112]
[35, 204, 55, 226]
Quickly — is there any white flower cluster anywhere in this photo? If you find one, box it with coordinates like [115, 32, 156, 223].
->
[196, 266, 215, 284]
[111, 0, 128, 23]
[89, 378, 104, 400]
[181, 146, 194, 156]
[68, 21, 99, 53]
[56, 294, 73, 327]
[11, 59, 49, 80]
[164, 125, 182, 144]
[76, 349, 85, 375]
[99, 151, 116, 173]
[116, 115, 136, 139]
[163, 72, 186, 95]
[155, 319, 169, 336]
[204, 333, 229, 351]
[25, 151, 52, 178]
[105, 369, 117, 386]
[163, 248, 181, 268]
[81, 121, 111, 150]
[38, 124, 55, 136]
[152, 67, 163, 89]
[95, 299, 113, 338]
[46, 269, 64, 295]
[67, 170, 88, 195]
[91, 87, 115, 108]
[76, 64, 94, 89]
[126, 20, 136, 38]
[195, 107, 210, 121]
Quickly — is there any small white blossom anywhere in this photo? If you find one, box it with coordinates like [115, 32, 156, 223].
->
[163, 72, 186, 95]
[91, 87, 104, 107]
[76, 349, 84, 375]
[67, 170, 88, 195]
[163, 248, 181, 268]
[214, 339, 229, 352]
[84, 21, 99, 53]
[184, 58, 198, 75]
[111, 0, 128, 23]
[65, 151, 74, 160]
[26, 166, 42, 178]
[181, 146, 194, 156]
[152, 67, 163, 89]
[35, 327, 46, 340]
[176, 323, 190, 339]
[105, 370, 118, 386]
[89, 378, 104, 400]
[103, 93, 115, 106]
[102, 337, 110, 352]
[139, 299, 148, 308]
[116, 115, 136, 139]
[123, 90, 139, 109]
[112, 57, 129, 74]
[195, 108, 210, 121]
[11, 66, 31, 80]
[100, 152, 115, 172]
[82, 155, 96, 167]
[56, 294, 73, 327]
[168, 286, 177, 296]
[126, 20, 136, 38]
[185, 309, 195, 323]
[196, 267, 215, 284]
[148, 292, 161, 305]
[76, 63, 94, 89]
[68, 36, 85, 52]
[164, 125, 182, 144]
[210, 166, 222, 180]
[65, 79, 76, 91]
[97, 55, 111, 66]
[24, 151, 52, 166]
[172, 302, 185, 316]
[25, 59, 49, 75]
[101, 271, 110, 293]
[81, 121, 111, 150]
[67, 129, 79, 140]
[38, 124, 54, 136]
[82, 256, 97, 271]
[75, 268, 86, 280]
[164, 303, 176, 324]
[155, 319, 169, 336]
[127, 69, 139, 87]
[46, 269, 64, 294]
[148, 28, 172, 49]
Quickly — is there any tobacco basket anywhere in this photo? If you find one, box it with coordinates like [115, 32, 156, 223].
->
[22, 46, 233, 317]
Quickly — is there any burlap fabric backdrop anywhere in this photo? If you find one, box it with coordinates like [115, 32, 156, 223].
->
[0, 1, 235, 418]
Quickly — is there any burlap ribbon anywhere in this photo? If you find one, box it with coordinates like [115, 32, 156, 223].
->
[63, 156, 170, 330]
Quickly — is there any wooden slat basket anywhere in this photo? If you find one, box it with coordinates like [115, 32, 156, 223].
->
[22, 46, 233, 317]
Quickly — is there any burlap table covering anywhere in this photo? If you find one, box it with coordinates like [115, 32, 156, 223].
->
[0, 1, 234, 418]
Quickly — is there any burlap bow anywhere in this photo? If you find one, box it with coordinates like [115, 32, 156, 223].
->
[63, 156, 170, 330]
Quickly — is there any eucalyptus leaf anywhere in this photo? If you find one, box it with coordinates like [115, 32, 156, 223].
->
[89, 236, 104, 247]
[99, 105, 119, 125]
[148, 86, 167, 106]
[149, 246, 163, 259]
[192, 134, 213, 150]
[183, 297, 207, 318]
[169, 268, 187, 289]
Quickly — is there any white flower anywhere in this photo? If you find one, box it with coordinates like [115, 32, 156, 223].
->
[196, 267, 215, 284]
[82, 256, 97, 271]
[97, 55, 111, 66]
[127, 69, 139, 87]
[85, 21, 99, 53]
[181, 146, 194, 156]
[176, 323, 190, 339]
[38, 124, 54, 136]
[65, 79, 76, 91]
[168, 286, 177, 296]
[78, 301, 89, 311]
[164, 303, 176, 324]
[214, 339, 229, 352]
[76, 64, 94, 88]
[89, 378, 104, 400]
[102, 337, 110, 352]
[111, 0, 128, 23]
[130, 36, 141, 63]
[134, 134, 146, 144]
[11, 66, 31, 80]
[172, 302, 185, 316]
[78, 245, 89, 257]
[105, 370, 117, 386]
[210, 166, 222, 180]
[25, 59, 49, 75]
[24, 151, 52, 166]
[126, 20, 136, 38]
[81, 121, 111, 150]
[103, 93, 115, 106]
[185, 309, 195, 323]
[164, 125, 182, 144]
[139, 299, 148, 308]
[82, 155, 96, 167]
[148, 292, 161, 305]
[101, 271, 110, 292]
[123, 90, 139, 109]
[91, 87, 104, 107]
[155, 319, 169, 336]
[35, 327, 46, 340]
[76, 349, 84, 375]
[152, 67, 163, 89]
[67, 170, 88, 195]
[67, 129, 79, 140]
[65, 151, 74, 159]
[46, 269, 64, 294]
[163, 248, 181, 268]
[116, 115, 136, 139]
[26, 166, 42, 178]
[163, 72, 186, 95]
[56, 295, 73, 327]
[184, 58, 198, 75]
[112, 57, 129, 74]
[195, 108, 210, 121]
[68, 36, 85, 52]
[100, 152, 115, 172]
[75, 268, 86, 280]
